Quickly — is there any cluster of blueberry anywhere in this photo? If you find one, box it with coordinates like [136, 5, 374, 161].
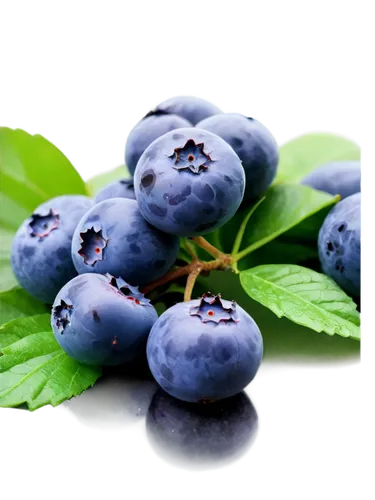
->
[10, 95, 361, 403]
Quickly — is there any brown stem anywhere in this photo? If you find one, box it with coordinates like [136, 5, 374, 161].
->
[184, 265, 203, 302]
[190, 236, 225, 259]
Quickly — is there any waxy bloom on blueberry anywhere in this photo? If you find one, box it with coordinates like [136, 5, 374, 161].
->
[146, 292, 263, 403]
[11, 195, 93, 303]
[134, 128, 245, 237]
[51, 273, 158, 366]
[154, 96, 222, 125]
[94, 179, 136, 203]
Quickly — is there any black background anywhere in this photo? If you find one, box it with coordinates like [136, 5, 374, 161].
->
[0, 92, 369, 474]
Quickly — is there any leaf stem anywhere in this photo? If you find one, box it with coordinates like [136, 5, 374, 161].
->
[191, 236, 225, 259]
[184, 266, 203, 302]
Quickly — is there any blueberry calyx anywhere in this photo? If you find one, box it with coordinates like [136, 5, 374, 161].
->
[143, 109, 171, 119]
[105, 273, 151, 306]
[28, 209, 60, 239]
[169, 139, 213, 174]
[78, 227, 108, 265]
[190, 292, 239, 323]
[53, 299, 73, 333]
[119, 179, 134, 190]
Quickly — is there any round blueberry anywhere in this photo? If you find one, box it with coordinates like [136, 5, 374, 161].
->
[11, 195, 93, 303]
[154, 96, 222, 125]
[71, 198, 179, 286]
[301, 161, 361, 199]
[318, 192, 360, 297]
[94, 179, 136, 203]
[197, 113, 279, 202]
[134, 128, 245, 237]
[146, 293, 263, 403]
[51, 273, 158, 366]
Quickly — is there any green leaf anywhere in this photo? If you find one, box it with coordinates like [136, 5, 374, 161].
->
[275, 133, 360, 184]
[231, 184, 338, 262]
[0, 319, 101, 410]
[0, 127, 88, 230]
[0, 288, 48, 326]
[0, 313, 50, 350]
[86, 165, 129, 196]
[199, 271, 362, 371]
[240, 264, 360, 340]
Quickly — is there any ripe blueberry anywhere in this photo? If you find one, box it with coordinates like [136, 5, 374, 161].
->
[301, 161, 361, 199]
[94, 179, 136, 203]
[154, 96, 222, 125]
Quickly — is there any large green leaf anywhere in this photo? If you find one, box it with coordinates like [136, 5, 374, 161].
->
[86, 165, 129, 196]
[275, 133, 360, 184]
[230, 184, 338, 262]
[0, 127, 88, 292]
[0, 313, 50, 350]
[199, 271, 360, 360]
[0, 287, 48, 326]
[0, 317, 101, 410]
[240, 264, 360, 340]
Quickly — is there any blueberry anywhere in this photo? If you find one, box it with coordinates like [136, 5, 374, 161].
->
[94, 179, 136, 203]
[301, 161, 361, 199]
[71, 198, 179, 286]
[61, 361, 159, 429]
[146, 292, 263, 402]
[146, 389, 258, 463]
[51, 273, 158, 365]
[197, 113, 279, 202]
[11, 195, 93, 303]
[125, 112, 192, 176]
[154, 96, 222, 125]
[318, 192, 360, 296]
[134, 128, 245, 237]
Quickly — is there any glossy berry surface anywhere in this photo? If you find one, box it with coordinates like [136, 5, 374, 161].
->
[318, 192, 361, 296]
[197, 113, 279, 202]
[134, 128, 245, 237]
[71, 198, 179, 286]
[154, 96, 222, 125]
[146, 389, 258, 462]
[94, 179, 135, 203]
[11, 195, 93, 303]
[301, 161, 361, 199]
[51, 273, 158, 365]
[146, 293, 263, 402]
[125, 112, 191, 176]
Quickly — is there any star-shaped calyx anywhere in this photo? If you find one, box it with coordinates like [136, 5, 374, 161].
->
[190, 292, 239, 323]
[105, 274, 151, 306]
[53, 299, 73, 333]
[28, 209, 60, 239]
[169, 139, 213, 174]
[78, 227, 108, 266]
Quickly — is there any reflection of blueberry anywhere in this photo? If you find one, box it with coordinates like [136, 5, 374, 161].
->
[301, 161, 361, 199]
[134, 128, 245, 237]
[147, 293, 263, 402]
[51, 273, 158, 366]
[61, 362, 159, 429]
[146, 389, 258, 464]
[94, 179, 136, 203]
[125, 112, 191, 176]
[318, 193, 361, 296]
[71, 198, 179, 286]
[11, 195, 93, 303]
[197, 113, 279, 202]
[154, 96, 222, 125]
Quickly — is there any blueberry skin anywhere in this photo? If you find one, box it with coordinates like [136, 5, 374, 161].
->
[134, 128, 245, 237]
[197, 113, 279, 202]
[71, 198, 179, 286]
[146, 389, 258, 463]
[11, 195, 93, 303]
[155, 96, 222, 125]
[125, 113, 192, 176]
[301, 161, 361, 199]
[94, 179, 136, 203]
[318, 192, 361, 296]
[146, 294, 263, 402]
[51, 273, 158, 365]
[61, 362, 159, 429]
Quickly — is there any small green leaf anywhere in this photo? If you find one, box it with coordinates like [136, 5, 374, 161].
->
[0, 288, 48, 326]
[0, 313, 50, 350]
[240, 264, 360, 339]
[199, 271, 362, 371]
[0, 318, 101, 410]
[232, 184, 338, 262]
[275, 133, 360, 184]
[86, 165, 129, 196]
[0, 127, 88, 230]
